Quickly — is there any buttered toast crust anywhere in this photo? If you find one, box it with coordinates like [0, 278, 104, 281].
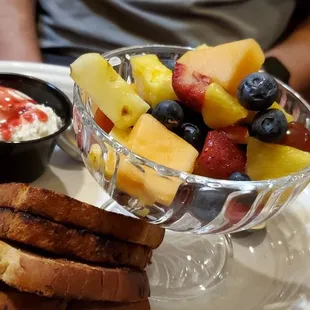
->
[0, 183, 164, 249]
[0, 240, 150, 302]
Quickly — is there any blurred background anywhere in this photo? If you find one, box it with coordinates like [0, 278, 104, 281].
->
[0, 0, 309, 96]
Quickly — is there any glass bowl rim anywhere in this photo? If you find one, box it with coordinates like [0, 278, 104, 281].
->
[73, 44, 310, 189]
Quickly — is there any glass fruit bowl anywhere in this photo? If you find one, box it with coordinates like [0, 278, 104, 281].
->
[72, 45, 310, 301]
[73, 44, 310, 234]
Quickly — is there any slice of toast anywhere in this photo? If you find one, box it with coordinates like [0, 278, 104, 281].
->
[0, 183, 164, 249]
[68, 299, 150, 310]
[0, 208, 151, 270]
[0, 240, 150, 302]
[0, 282, 150, 310]
[0, 282, 67, 310]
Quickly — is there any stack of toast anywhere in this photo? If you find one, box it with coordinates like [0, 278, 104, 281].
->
[0, 183, 165, 309]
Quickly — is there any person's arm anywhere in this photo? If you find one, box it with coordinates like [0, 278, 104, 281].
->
[0, 0, 42, 62]
[266, 17, 310, 92]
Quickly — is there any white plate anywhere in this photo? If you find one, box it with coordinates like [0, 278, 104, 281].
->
[1, 61, 310, 309]
[0, 61, 73, 99]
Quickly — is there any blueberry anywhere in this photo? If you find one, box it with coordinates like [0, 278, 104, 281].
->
[147, 107, 153, 114]
[180, 123, 202, 149]
[190, 187, 233, 223]
[152, 100, 184, 131]
[229, 172, 251, 181]
[161, 59, 176, 71]
[252, 109, 288, 143]
[238, 72, 279, 111]
[181, 104, 210, 137]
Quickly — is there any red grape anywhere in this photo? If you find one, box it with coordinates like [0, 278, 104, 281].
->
[280, 122, 310, 152]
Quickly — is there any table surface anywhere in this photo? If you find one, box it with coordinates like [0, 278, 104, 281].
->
[31, 146, 310, 310]
[6, 59, 308, 309]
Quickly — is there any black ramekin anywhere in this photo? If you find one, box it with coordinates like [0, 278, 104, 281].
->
[0, 73, 72, 183]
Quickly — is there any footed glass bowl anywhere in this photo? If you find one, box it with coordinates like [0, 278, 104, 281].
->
[72, 45, 310, 301]
[73, 45, 310, 234]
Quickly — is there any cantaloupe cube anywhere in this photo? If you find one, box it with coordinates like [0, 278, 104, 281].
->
[130, 54, 177, 108]
[179, 39, 265, 95]
[246, 138, 310, 180]
[127, 114, 199, 172]
[88, 143, 155, 205]
[107, 153, 155, 205]
[108, 160, 181, 207]
[88, 115, 198, 206]
[143, 168, 182, 206]
[88, 142, 182, 206]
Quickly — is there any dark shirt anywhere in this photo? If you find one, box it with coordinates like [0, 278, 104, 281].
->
[38, 0, 295, 61]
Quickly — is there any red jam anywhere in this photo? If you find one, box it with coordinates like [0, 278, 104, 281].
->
[0, 86, 48, 141]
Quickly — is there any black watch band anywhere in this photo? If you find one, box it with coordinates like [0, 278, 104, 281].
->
[263, 57, 291, 85]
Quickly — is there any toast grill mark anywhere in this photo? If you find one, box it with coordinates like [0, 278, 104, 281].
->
[0, 208, 151, 270]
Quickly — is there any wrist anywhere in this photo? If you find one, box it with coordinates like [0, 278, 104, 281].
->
[263, 56, 290, 85]
[266, 44, 310, 92]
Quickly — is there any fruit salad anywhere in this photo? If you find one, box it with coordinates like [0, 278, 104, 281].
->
[70, 39, 310, 209]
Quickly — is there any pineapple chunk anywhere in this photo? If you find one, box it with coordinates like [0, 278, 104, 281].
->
[109, 126, 131, 145]
[135, 208, 150, 217]
[130, 54, 177, 108]
[270, 102, 294, 122]
[246, 137, 310, 180]
[130, 83, 138, 93]
[70, 53, 149, 129]
[128, 114, 199, 172]
[243, 102, 294, 124]
[87, 144, 104, 172]
[202, 83, 248, 129]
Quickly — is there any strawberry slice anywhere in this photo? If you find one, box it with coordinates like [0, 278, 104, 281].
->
[220, 125, 249, 144]
[94, 109, 114, 133]
[194, 131, 246, 179]
[172, 62, 212, 112]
